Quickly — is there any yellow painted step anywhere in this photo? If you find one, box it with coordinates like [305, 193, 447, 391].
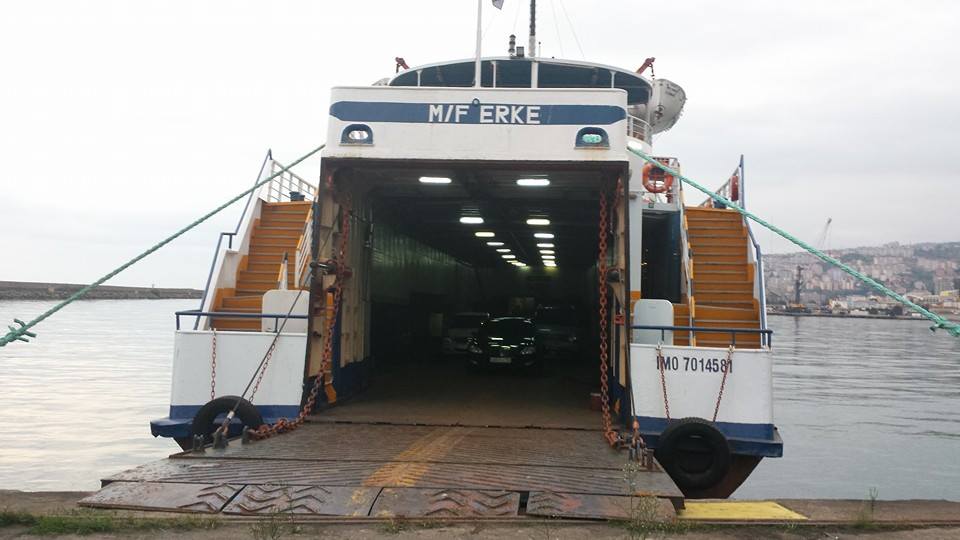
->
[679, 501, 807, 521]
[696, 305, 758, 320]
[221, 295, 261, 309]
[695, 281, 754, 293]
[211, 317, 261, 331]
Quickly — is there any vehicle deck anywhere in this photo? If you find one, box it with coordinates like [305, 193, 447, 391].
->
[82, 360, 683, 518]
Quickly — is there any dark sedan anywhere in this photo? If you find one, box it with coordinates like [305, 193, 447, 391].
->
[467, 317, 540, 370]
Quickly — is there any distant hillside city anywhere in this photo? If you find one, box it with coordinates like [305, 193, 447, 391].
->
[763, 241, 960, 317]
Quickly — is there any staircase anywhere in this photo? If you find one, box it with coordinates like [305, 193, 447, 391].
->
[674, 207, 762, 348]
[211, 201, 311, 331]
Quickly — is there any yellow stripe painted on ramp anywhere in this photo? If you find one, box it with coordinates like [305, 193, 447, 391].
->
[679, 501, 807, 521]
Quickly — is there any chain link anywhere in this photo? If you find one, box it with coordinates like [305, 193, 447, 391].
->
[248, 340, 278, 403]
[712, 345, 734, 422]
[251, 191, 352, 440]
[597, 182, 639, 446]
[656, 342, 670, 421]
[210, 329, 217, 400]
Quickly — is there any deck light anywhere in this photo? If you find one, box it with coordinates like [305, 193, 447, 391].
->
[539, 250, 555, 255]
[502, 254, 516, 259]
[419, 176, 452, 184]
[536, 243, 554, 248]
[496, 248, 511, 253]
[526, 218, 551, 226]
[534, 233, 555, 239]
[486, 241, 504, 246]
[459, 216, 484, 224]
[475, 232, 495, 238]
[517, 178, 550, 187]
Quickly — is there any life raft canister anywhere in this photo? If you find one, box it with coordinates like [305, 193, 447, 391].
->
[641, 162, 674, 194]
[654, 417, 732, 492]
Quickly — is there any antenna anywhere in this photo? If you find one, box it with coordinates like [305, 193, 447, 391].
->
[528, 0, 537, 57]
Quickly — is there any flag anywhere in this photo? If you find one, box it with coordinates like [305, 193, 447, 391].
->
[492, 0, 504, 9]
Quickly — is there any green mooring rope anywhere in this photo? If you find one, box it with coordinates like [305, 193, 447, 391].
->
[0, 144, 326, 347]
[627, 145, 960, 338]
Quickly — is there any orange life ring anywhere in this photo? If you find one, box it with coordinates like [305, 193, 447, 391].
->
[641, 162, 674, 194]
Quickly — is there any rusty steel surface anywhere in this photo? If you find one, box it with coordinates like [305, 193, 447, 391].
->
[371, 488, 520, 518]
[180, 424, 628, 470]
[223, 485, 379, 516]
[105, 457, 680, 497]
[79, 481, 242, 513]
[91, 422, 682, 515]
[526, 491, 677, 521]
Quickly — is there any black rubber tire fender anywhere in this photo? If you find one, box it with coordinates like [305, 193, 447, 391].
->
[654, 417, 732, 492]
[190, 395, 264, 440]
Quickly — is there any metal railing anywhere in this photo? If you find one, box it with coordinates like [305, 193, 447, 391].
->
[699, 166, 740, 207]
[676, 179, 696, 344]
[176, 310, 308, 331]
[294, 204, 314, 288]
[266, 161, 317, 203]
[738, 156, 770, 345]
[193, 150, 273, 330]
[192, 154, 319, 330]
[631, 324, 773, 348]
[626, 114, 651, 143]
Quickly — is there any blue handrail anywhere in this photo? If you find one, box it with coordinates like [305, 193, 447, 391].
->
[177, 309, 307, 331]
[193, 150, 273, 330]
[632, 324, 773, 347]
[738, 155, 770, 346]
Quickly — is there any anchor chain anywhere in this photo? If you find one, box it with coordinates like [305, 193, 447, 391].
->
[598, 180, 642, 455]
[210, 329, 217, 400]
[712, 345, 735, 422]
[656, 342, 671, 421]
[250, 191, 352, 440]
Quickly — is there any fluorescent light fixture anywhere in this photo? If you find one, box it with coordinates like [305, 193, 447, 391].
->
[536, 243, 555, 248]
[502, 254, 516, 259]
[496, 248, 511, 253]
[544, 261, 557, 267]
[512, 262, 527, 267]
[486, 241, 504, 247]
[475, 231, 495, 238]
[516, 178, 550, 187]
[526, 218, 551, 226]
[419, 176, 451, 184]
[539, 250, 555, 255]
[459, 216, 484, 224]
[542, 255, 556, 260]
[534, 233, 555, 239]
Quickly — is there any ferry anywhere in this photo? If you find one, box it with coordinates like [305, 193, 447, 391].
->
[135, 1, 780, 515]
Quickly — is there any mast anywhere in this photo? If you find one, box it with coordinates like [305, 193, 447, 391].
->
[528, 0, 536, 57]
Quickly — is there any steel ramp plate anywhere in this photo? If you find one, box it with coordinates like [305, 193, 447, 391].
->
[371, 488, 520, 518]
[91, 423, 682, 515]
[79, 481, 242, 513]
[223, 485, 379, 516]
[526, 491, 676, 521]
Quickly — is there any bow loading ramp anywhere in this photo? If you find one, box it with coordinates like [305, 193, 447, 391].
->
[83, 158, 683, 518]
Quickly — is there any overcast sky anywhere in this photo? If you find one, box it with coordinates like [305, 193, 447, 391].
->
[1, 0, 957, 288]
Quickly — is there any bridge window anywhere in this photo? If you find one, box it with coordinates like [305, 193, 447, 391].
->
[538, 63, 612, 90]
[495, 59, 532, 88]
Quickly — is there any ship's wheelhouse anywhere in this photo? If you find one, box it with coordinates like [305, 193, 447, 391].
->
[388, 57, 652, 106]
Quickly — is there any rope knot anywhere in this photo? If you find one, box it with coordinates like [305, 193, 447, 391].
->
[1, 319, 37, 346]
